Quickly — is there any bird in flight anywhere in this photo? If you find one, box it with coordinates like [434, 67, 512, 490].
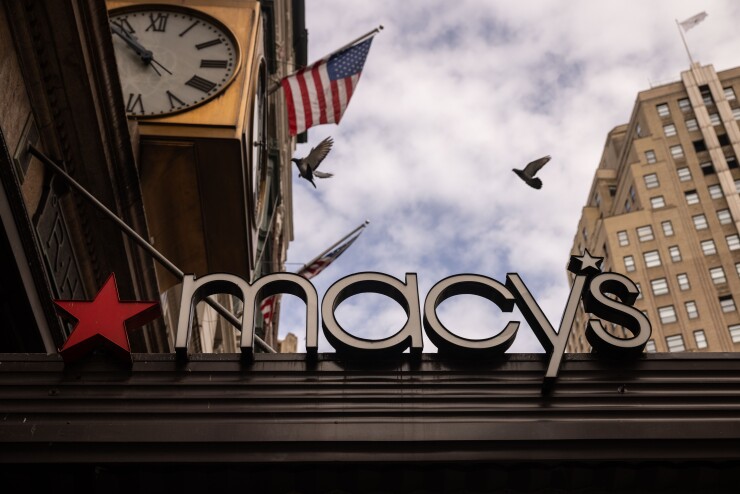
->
[292, 136, 334, 188]
[512, 155, 551, 189]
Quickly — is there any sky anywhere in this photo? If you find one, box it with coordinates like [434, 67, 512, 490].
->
[278, 0, 740, 353]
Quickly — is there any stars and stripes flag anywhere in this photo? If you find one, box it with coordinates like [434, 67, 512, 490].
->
[281, 32, 377, 136]
[296, 232, 362, 280]
[260, 222, 368, 328]
[679, 12, 707, 31]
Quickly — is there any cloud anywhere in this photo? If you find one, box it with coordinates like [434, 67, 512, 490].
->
[279, 0, 740, 353]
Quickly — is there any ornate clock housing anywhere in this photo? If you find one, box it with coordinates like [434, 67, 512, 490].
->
[109, 5, 241, 117]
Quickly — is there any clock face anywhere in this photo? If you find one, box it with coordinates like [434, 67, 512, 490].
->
[109, 6, 240, 118]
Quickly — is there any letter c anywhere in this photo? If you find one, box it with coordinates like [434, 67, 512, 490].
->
[423, 274, 519, 355]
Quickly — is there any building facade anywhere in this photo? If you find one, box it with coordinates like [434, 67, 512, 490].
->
[569, 63, 740, 353]
[0, 0, 305, 355]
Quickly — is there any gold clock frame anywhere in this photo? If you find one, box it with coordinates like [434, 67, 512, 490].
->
[108, 3, 243, 119]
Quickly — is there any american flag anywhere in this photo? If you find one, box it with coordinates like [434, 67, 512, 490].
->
[260, 225, 366, 329]
[281, 37, 375, 136]
[297, 233, 361, 280]
[260, 295, 277, 328]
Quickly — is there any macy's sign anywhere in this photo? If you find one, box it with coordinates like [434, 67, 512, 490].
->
[174, 250, 651, 384]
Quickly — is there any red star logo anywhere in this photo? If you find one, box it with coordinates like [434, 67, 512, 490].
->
[54, 273, 160, 363]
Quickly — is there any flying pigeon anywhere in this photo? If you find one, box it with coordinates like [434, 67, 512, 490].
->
[513, 155, 551, 189]
[292, 136, 334, 188]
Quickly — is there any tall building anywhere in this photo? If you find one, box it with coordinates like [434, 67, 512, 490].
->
[0, 0, 305, 355]
[569, 62, 740, 354]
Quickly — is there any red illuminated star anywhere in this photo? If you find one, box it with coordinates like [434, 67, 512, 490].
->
[54, 273, 160, 363]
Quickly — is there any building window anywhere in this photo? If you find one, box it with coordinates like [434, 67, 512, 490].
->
[725, 87, 737, 101]
[694, 139, 708, 152]
[677, 167, 692, 182]
[727, 234, 740, 251]
[629, 186, 636, 202]
[685, 190, 700, 205]
[701, 239, 717, 255]
[728, 156, 739, 169]
[734, 107, 740, 120]
[643, 173, 659, 189]
[582, 227, 588, 242]
[658, 305, 677, 324]
[719, 295, 736, 313]
[650, 278, 669, 296]
[594, 193, 601, 207]
[678, 98, 691, 112]
[670, 145, 684, 159]
[635, 282, 642, 299]
[710, 266, 727, 285]
[617, 230, 629, 246]
[663, 124, 676, 136]
[624, 199, 631, 212]
[718, 134, 730, 146]
[736, 179, 740, 192]
[637, 225, 654, 242]
[684, 301, 699, 319]
[677, 273, 690, 290]
[657, 103, 670, 117]
[608, 185, 617, 196]
[718, 209, 732, 225]
[700, 85, 714, 106]
[709, 113, 721, 126]
[666, 334, 685, 352]
[736, 263, 740, 278]
[669, 245, 682, 262]
[643, 250, 661, 268]
[661, 220, 674, 236]
[693, 214, 708, 230]
[650, 196, 665, 209]
[730, 324, 740, 343]
[700, 162, 715, 175]
[645, 150, 657, 163]
[694, 330, 708, 349]
[685, 118, 698, 131]
[623, 255, 636, 272]
[708, 184, 723, 199]
[645, 339, 657, 353]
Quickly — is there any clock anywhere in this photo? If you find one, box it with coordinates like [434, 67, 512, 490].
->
[109, 5, 241, 117]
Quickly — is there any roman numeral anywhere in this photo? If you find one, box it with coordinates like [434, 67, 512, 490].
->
[200, 59, 228, 69]
[185, 75, 216, 93]
[179, 20, 198, 37]
[126, 93, 144, 114]
[112, 18, 135, 33]
[146, 13, 169, 32]
[166, 90, 186, 109]
[195, 38, 222, 50]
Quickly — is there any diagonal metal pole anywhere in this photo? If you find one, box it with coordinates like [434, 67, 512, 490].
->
[27, 144, 275, 353]
[675, 19, 695, 66]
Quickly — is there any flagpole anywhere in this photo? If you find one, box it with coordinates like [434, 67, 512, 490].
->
[27, 145, 277, 353]
[268, 25, 384, 96]
[296, 220, 369, 274]
[675, 19, 695, 66]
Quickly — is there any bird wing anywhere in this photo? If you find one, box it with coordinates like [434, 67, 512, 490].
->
[522, 155, 551, 177]
[304, 137, 334, 171]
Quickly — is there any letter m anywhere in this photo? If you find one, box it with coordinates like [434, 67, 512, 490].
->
[175, 273, 318, 359]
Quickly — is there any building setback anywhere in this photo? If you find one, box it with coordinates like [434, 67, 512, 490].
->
[569, 62, 740, 354]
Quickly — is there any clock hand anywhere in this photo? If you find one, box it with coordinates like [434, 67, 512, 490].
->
[110, 23, 173, 77]
[110, 22, 153, 64]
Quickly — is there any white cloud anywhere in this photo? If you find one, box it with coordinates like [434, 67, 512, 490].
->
[279, 0, 740, 353]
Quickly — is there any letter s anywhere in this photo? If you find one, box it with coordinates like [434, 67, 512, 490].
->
[581, 272, 651, 356]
